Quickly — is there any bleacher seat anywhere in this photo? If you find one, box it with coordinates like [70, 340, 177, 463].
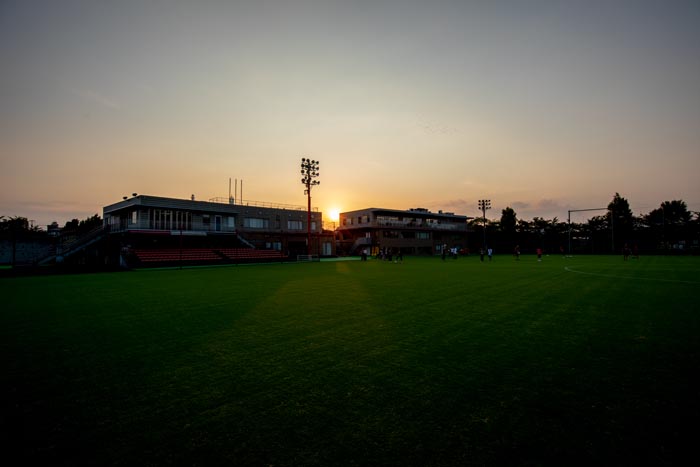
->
[132, 247, 287, 266]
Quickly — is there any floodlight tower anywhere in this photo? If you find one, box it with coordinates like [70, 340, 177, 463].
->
[478, 199, 491, 247]
[300, 158, 320, 255]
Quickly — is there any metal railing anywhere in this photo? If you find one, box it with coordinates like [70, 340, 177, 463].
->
[208, 197, 318, 212]
[108, 219, 237, 233]
[343, 220, 466, 231]
[59, 225, 106, 252]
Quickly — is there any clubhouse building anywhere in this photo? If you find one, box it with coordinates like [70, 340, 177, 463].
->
[103, 194, 335, 262]
[336, 207, 471, 256]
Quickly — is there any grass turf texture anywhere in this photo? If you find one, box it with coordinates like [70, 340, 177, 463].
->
[2, 255, 699, 466]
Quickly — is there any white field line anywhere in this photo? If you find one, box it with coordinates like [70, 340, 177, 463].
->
[564, 266, 700, 285]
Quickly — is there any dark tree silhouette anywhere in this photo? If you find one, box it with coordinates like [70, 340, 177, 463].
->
[644, 200, 693, 249]
[608, 193, 635, 251]
[500, 207, 517, 234]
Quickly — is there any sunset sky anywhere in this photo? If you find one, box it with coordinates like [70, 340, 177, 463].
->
[2, 0, 699, 228]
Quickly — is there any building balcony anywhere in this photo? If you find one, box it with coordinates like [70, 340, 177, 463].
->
[340, 220, 468, 232]
[106, 219, 237, 234]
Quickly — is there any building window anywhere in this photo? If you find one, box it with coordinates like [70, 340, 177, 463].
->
[417, 232, 430, 239]
[227, 216, 235, 228]
[245, 218, 268, 229]
[175, 211, 192, 230]
[311, 221, 317, 231]
[287, 220, 303, 230]
[152, 209, 173, 230]
[131, 211, 137, 225]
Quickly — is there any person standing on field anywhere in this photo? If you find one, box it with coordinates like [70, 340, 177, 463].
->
[487, 247, 493, 261]
[623, 244, 631, 261]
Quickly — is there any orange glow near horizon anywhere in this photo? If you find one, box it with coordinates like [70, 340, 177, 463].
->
[327, 208, 341, 222]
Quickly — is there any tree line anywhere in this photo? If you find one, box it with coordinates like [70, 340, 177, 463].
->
[3, 194, 699, 255]
[472, 193, 699, 255]
[0, 214, 102, 240]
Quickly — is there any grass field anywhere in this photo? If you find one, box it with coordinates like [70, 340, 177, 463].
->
[2, 255, 699, 466]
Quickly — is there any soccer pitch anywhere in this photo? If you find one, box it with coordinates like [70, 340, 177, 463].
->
[2, 255, 699, 466]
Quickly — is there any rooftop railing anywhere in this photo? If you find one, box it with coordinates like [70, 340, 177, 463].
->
[208, 197, 318, 212]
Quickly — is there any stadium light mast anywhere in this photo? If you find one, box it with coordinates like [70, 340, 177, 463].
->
[300, 158, 320, 256]
[478, 199, 491, 247]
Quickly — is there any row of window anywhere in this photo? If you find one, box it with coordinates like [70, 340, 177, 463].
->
[148, 210, 235, 231]
[116, 209, 317, 232]
[148, 210, 197, 230]
[129, 209, 316, 231]
[343, 215, 459, 227]
[343, 215, 370, 225]
[244, 218, 315, 230]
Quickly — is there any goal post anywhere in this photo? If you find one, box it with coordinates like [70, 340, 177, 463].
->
[567, 207, 607, 256]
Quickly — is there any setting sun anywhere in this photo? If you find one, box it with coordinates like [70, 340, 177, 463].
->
[328, 208, 340, 222]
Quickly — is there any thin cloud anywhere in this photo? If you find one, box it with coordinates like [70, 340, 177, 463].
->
[10, 199, 98, 214]
[71, 88, 121, 110]
[511, 201, 531, 210]
[536, 199, 564, 210]
[414, 114, 459, 136]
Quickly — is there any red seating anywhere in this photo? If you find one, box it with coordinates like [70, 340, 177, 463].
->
[132, 248, 287, 265]
[218, 248, 286, 260]
[133, 248, 220, 263]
